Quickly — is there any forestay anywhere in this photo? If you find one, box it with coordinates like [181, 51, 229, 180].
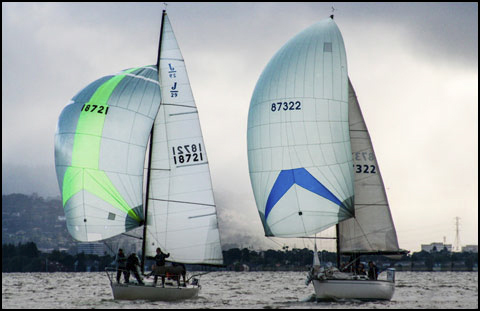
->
[144, 13, 223, 265]
[55, 66, 161, 241]
[247, 18, 355, 238]
[338, 79, 401, 254]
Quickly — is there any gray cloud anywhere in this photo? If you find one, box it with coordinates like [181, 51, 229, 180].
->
[2, 2, 477, 252]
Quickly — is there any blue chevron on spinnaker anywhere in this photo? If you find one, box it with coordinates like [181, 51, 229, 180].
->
[265, 168, 346, 220]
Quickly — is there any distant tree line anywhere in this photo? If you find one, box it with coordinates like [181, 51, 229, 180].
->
[2, 242, 478, 273]
[2, 242, 114, 272]
[410, 248, 478, 270]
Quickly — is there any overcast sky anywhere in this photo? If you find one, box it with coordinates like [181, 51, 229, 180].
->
[2, 2, 478, 252]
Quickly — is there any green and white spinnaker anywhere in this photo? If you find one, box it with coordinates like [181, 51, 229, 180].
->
[55, 66, 160, 241]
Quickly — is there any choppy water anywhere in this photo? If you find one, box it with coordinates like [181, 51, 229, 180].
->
[2, 271, 478, 309]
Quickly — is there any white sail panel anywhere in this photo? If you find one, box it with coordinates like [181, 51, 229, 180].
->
[145, 13, 223, 265]
[54, 66, 161, 241]
[247, 18, 354, 237]
[338, 79, 401, 254]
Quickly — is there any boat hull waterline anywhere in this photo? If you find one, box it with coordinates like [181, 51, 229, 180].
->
[312, 279, 395, 301]
[111, 283, 200, 301]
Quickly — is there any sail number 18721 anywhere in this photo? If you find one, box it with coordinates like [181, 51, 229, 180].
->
[172, 143, 203, 165]
[80, 104, 109, 115]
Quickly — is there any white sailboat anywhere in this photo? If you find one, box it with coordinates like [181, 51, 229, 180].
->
[247, 15, 406, 301]
[54, 10, 223, 301]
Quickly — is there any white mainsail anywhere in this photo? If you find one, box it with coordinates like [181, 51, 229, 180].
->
[144, 12, 223, 265]
[247, 18, 354, 238]
[338, 79, 401, 254]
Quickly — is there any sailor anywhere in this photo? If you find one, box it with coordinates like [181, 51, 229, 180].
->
[146, 247, 170, 287]
[357, 263, 366, 275]
[126, 253, 145, 285]
[115, 248, 128, 283]
[171, 262, 187, 287]
[368, 261, 378, 280]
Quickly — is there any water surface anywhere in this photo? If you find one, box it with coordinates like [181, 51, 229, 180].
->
[2, 271, 477, 308]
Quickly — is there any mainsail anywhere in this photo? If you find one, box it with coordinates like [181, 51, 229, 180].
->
[338, 79, 401, 254]
[144, 12, 223, 265]
[247, 18, 355, 238]
[55, 11, 223, 266]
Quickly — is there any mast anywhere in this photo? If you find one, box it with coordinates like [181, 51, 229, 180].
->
[156, 10, 167, 67]
[336, 224, 341, 268]
[141, 9, 166, 274]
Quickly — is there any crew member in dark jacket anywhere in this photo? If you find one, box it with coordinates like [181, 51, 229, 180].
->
[126, 253, 144, 285]
[115, 248, 128, 283]
[368, 261, 378, 280]
[147, 247, 170, 287]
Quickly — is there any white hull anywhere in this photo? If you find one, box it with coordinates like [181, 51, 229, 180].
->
[111, 283, 199, 301]
[312, 279, 395, 301]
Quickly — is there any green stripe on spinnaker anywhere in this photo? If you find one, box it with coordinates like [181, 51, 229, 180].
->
[62, 67, 143, 222]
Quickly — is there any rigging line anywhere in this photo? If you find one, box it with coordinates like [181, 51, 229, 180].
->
[267, 210, 302, 228]
[266, 236, 284, 248]
[119, 173, 136, 218]
[349, 217, 375, 251]
[149, 198, 216, 207]
[102, 241, 116, 256]
[121, 233, 143, 240]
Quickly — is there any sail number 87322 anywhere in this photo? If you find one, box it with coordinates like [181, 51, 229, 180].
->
[271, 101, 301, 111]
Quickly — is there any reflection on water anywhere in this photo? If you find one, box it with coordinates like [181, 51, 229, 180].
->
[2, 271, 478, 309]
